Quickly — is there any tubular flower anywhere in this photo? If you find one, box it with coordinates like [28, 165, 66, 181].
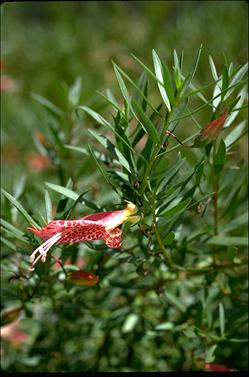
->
[66, 271, 99, 286]
[28, 201, 139, 270]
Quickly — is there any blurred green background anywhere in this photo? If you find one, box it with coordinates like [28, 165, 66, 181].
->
[1, 1, 248, 372]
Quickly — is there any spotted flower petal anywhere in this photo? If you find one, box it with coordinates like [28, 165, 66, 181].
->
[28, 201, 139, 270]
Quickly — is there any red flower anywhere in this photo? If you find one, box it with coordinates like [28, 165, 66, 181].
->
[27, 153, 50, 172]
[28, 201, 139, 270]
[0, 75, 18, 92]
[205, 363, 234, 372]
[66, 271, 99, 286]
[1, 321, 29, 348]
[34, 130, 48, 146]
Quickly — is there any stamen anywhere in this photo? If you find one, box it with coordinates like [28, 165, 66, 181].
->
[30, 232, 62, 268]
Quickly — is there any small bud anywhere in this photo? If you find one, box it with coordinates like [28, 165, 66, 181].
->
[200, 111, 228, 142]
[66, 271, 99, 286]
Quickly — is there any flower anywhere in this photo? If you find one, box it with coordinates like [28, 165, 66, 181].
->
[28, 201, 139, 270]
[204, 363, 234, 372]
[0, 75, 18, 92]
[27, 153, 51, 172]
[1, 320, 29, 348]
[66, 271, 99, 286]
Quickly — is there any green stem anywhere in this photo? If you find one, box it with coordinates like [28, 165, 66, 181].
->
[150, 188, 175, 270]
[154, 224, 175, 269]
[138, 147, 160, 195]
[139, 113, 170, 196]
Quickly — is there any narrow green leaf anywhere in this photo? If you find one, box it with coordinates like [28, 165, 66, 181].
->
[44, 190, 53, 223]
[221, 65, 229, 99]
[163, 231, 175, 245]
[113, 63, 131, 107]
[30, 92, 65, 117]
[96, 90, 124, 115]
[1, 219, 26, 238]
[158, 154, 185, 189]
[131, 99, 160, 143]
[106, 88, 119, 107]
[180, 45, 202, 96]
[222, 212, 248, 233]
[88, 129, 113, 150]
[76, 105, 111, 128]
[188, 82, 209, 104]
[65, 144, 88, 155]
[209, 55, 219, 81]
[122, 313, 139, 333]
[160, 198, 192, 219]
[88, 145, 116, 190]
[173, 49, 182, 89]
[88, 129, 132, 173]
[132, 70, 148, 108]
[228, 338, 248, 343]
[1, 189, 40, 228]
[47, 122, 65, 150]
[1, 236, 17, 251]
[45, 182, 79, 201]
[225, 121, 246, 148]
[225, 88, 247, 128]
[219, 302, 225, 337]
[228, 62, 233, 76]
[207, 236, 248, 247]
[205, 344, 218, 363]
[155, 322, 174, 331]
[152, 49, 171, 111]
[68, 77, 82, 107]
[111, 63, 160, 115]
[13, 174, 26, 200]
[168, 97, 188, 132]
[214, 139, 226, 168]
[115, 149, 132, 173]
[1, 219, 29, 244]
[224, 62, 248, 100]
[189, 44, 202, 82]
[165, 291, 186, 312]
[161, 60, 175, 106]
[76, 106, 145, 161]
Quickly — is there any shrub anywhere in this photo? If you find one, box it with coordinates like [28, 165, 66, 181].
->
[1, 47, 248, 372]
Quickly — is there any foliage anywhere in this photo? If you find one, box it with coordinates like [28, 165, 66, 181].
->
[1, 2, 248, 373]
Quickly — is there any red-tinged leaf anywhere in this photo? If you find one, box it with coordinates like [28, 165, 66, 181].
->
[201, 110, 229, 141]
